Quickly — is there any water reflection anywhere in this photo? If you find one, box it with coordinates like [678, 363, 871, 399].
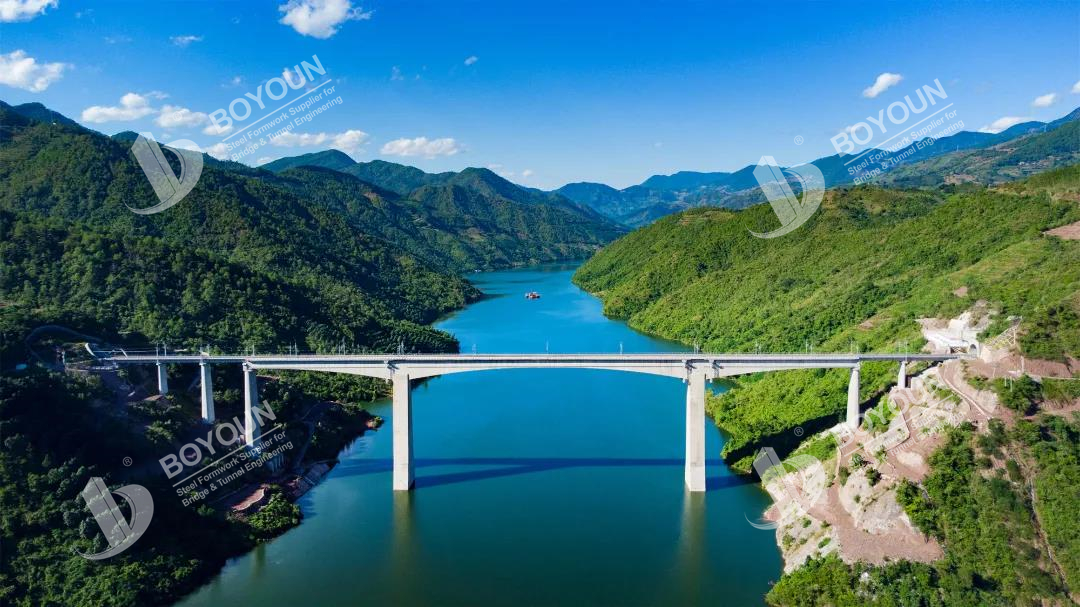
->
[672, 490, 706, 604]
[250, 543, 266, 580]
[389, 491, 418, 605]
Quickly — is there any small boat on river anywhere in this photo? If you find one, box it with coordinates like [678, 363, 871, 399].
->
[525, 291, 541, 299]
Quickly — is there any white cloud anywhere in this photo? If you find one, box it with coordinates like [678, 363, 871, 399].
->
[1073, 80, 1080, 94]
[0, 0, 57, 22]
[166, 140, 203, 153]
[203, 122, 233, 136]
[170, 34, 203, 47]
[0, 49, 68, 92]
[269, 129, 370, 154]
[390, 66, 404, 81]
[256, 156, 275, 165]
[862, 72, 903, 98]
[521, 169, 534, 178]
[487, 163, 513, 178]
[1032, 92, 1058, 108]
[464, 55, 478, 66]
[278, 0, 371, 39]
[81, 93, 156, 123]
[155, 104, 209, 128]
[224, 75, 243, 88]
[205, 142, 229, 160]
[104, 35, 132, 44]
[977, 116, 1032, 134]
[381, 136, 462, 158]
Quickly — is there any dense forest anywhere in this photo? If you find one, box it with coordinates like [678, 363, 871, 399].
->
[266, 151, 625, 271]
[0, 361, 382, 605]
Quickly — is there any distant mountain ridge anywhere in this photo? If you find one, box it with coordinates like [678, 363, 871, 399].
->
[555, 106, 1080, 226]
[262, 149, 616, 225]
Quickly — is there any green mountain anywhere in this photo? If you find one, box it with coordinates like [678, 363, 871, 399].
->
[269, 164, 621, 271]
[344, 159, 457, 195]
[259, 152, 624, 269]
[0, 102, 481, 356]
[260, 149, 356, 172]
[575, 165, 1080, 468]
[5, 101, 81, 128]
[261, 152, 455, 196]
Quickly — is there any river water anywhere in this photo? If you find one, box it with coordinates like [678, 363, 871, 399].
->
[180, 265, 781, 606]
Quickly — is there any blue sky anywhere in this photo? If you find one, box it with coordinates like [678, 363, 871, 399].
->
[1, 0, 1078, 189]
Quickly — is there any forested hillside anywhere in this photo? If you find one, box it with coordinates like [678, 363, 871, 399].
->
[0, 108, 483, 357]
[263, 152, 625, 271]
[575, 166, 1080, 469]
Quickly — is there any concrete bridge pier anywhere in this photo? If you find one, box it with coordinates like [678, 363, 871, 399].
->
[897, 360, 907, 389]
[846, 364, 861, 430]
[243, 363, 261, 447]
[199, 361, 215, 423]
[685, 369, 707, 492]
[156, 362, 169, 395]
[393, 372, 414, 491]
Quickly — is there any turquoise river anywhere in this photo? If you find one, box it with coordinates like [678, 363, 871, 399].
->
[180, 264, 782, 606]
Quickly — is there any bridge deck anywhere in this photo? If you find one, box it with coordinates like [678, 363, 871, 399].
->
[104, 352, 958, 364]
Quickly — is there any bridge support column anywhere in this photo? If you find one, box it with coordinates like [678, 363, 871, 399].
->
[243, 364, 261, 447]
[156, 362, 169, 395]
[199, 362, 215, 423]
[897, 360, 907, 389]
[393, 372, 414, 491]
[846, 364, 861, 431]
[685, 370, 707, 492]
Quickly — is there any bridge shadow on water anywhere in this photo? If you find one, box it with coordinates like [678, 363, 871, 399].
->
[330, 457, 755, 491]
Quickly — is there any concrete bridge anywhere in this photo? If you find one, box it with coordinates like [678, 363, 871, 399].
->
[103, 352, 958, 492]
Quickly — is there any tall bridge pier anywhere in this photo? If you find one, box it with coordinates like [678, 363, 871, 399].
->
[243, 363, 262, 446]
[846, 364, 861, 431]
[156, 362, 169, 395]
[685, 369, 707, 492]
[392, 372, 414, 491]
[199, 361, 215, 423]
